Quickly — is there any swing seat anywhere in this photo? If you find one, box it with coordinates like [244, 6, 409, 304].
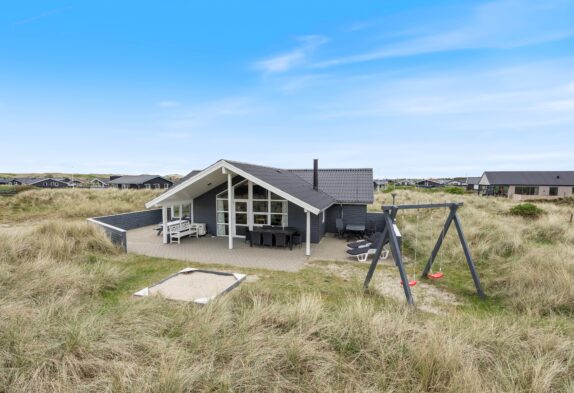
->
[428, 272, 444, 279]
[400, 280, 418, 287]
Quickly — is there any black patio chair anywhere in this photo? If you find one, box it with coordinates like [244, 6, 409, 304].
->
[251, 231, 262, 246]
[336, 218, 345, 238]
[274, 232, 287, 248]
[291, 233, 302, 248]
[244, 229, 251, 244]
[262, 231, 274, 247]
[262, 225, 273, 229]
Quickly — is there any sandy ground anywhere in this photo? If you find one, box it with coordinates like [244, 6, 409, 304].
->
[314, 260, 462, 315]
[149, 272, 241, 302]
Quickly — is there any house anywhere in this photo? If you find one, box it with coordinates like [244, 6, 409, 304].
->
[109, 175, 173, 190]
[373, 179, 388, 191]
[21, 178, 70, 188]
[0, 178, 9, 185]
[478, 171, 574, 200]
[145, 159, 374, 256]
[466, 177, 481, 191]
[447, 179, 466, 187]
[90, 178, 110, 188]
[63, 178, 84, 187]
[395, 179, 415, 186]
[416, 179, 444, 188]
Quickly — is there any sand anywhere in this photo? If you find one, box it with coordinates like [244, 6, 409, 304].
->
[148, 271, 241, 302]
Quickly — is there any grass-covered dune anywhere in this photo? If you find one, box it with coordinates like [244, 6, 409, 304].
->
[0, 188, 163, 223]
[0, 189, 573, 392]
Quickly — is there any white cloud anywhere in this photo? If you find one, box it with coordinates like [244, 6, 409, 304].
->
[254, 35, 328, 74]
[534, 99, 574, 112]
[313, 0, 574, 68]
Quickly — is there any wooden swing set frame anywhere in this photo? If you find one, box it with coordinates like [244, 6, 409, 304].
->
[363, 202, 485, 306]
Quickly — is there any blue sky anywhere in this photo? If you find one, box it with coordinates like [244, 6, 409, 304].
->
[1, 1, 574, 178]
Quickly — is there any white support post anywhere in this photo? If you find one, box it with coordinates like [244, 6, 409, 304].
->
[305, 210, 311, 256]
[190, 199, 194, 223]
[247, 180, 253, 230]
[162, 206, 168, 244]
[227, 171, 234, 250]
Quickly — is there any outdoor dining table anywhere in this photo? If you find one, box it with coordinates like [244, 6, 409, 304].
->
[249, 227, 298, 250]
[345, 224, 366, 238]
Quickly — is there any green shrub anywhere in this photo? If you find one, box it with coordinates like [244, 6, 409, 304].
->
[444, 186, 465, 195]
[509, 203, 544, 218]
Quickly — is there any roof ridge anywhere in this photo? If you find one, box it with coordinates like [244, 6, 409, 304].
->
[288, 168, 372, 171]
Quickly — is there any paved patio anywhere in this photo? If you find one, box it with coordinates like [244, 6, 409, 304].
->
[127, 225, 354, 272]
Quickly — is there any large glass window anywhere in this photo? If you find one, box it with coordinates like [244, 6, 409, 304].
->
[549, 187, 558, 196]
[216, 180, 288, 236]
[253, 201, 268, 213]
[515, 186, 539, 195]
[253, 185, 267, 200]
[182, 204, 191, 219]
[234, 183, 248, 199]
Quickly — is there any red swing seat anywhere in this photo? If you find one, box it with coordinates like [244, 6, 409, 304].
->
[400, 280, 418, 287]
[428, 272, 444, 279]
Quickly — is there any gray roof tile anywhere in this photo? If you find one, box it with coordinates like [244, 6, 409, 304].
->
[289, 169, 374, 204]
[109, 175, 172, 185]
[483, 171, 574, 186]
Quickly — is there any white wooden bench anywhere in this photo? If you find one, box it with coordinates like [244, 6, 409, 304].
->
[168, 222, 198, 244]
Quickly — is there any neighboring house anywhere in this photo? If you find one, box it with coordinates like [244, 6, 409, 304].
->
[109, 175, 173, 190]
[478, 171, 574, 200]
[373, 179, 388, 191]
[8, 177, 69, 188]
[466, 177, 481, 191]
[31, 178, 70, 188]
[447, 180, 466, 187]
[90, 178, 110, 188]
[416, 179, 444, 188]
[395, 179, 415, 186]
[65, 179, 84, 187]
[145, 159, 374, 256]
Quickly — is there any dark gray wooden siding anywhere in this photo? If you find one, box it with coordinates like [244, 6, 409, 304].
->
[325, 204, 367, 233]
[88, 209, 167, 251]
[366, 212, 386, 232]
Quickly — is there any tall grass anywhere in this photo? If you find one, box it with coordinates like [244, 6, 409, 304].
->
[0, 189, 573, 391]
[373, 190, 574, 316]
[0, 188, 163, 223]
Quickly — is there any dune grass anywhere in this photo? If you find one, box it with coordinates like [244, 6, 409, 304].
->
[0, 188, 163, 223]
[0, 189, 573, 392]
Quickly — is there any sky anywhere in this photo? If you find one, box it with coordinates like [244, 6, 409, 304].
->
[1, 0, 574, 178]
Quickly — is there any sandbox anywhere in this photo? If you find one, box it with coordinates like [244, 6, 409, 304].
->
[134, 268, 246, 304]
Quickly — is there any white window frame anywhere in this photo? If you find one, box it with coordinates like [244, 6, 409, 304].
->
[145, 184, 151, 190]
[216, 180, 288, 237]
